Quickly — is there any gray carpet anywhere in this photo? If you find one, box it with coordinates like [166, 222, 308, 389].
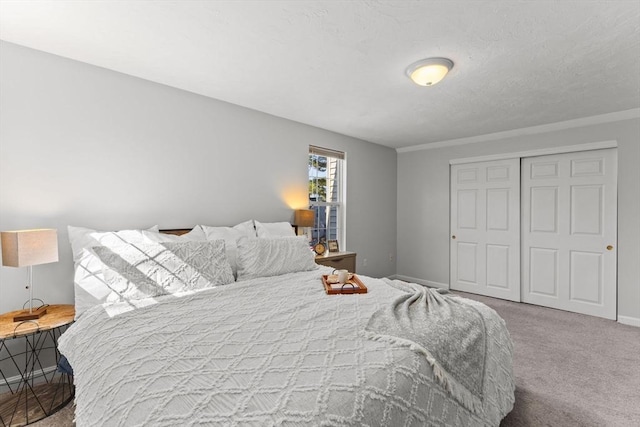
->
[459, 292, 640, 427]
[33, 293, 640, 426]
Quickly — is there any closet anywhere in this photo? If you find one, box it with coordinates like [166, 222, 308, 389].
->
[450, 148, 617, 319]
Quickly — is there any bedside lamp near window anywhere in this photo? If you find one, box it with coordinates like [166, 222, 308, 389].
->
[293, 209, 315, 238]
[1, 229, 59, 322]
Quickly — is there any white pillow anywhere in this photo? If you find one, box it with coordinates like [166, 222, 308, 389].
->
[68, 225, 158, 263]
[255, 221, 295, 238]
[236, 236, 317, 281]
[68, 225, 158, 318]
[232, 220, 257, 238]
[73, 248, 119, 317]
[93, 240, 234, 301]
[200, 226, 245, 278]
[142, 226, 207, 242]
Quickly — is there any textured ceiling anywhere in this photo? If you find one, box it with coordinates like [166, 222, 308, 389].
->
[1, 0, 639, 149]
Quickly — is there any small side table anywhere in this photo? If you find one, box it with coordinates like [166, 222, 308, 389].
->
[0, 304, 75, 426]
[315, 251, 357, 273]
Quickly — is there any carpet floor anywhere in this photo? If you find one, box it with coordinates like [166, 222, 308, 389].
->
[459, 291, 640, 427]
[32, 293, 640, 427]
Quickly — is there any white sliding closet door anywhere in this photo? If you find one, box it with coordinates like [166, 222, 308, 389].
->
[521, 149, 617, 319]
[450, 159, 520, 301]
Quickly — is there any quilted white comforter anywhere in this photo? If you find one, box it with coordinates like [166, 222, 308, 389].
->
[59, 267, 515, 426]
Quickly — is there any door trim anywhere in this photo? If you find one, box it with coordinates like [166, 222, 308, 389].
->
[450, 141, 617, 165]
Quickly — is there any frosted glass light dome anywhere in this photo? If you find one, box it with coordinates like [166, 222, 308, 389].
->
[406, 58, 454, 86]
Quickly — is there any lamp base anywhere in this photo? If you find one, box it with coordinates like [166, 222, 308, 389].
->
[13, 306, 48, 322]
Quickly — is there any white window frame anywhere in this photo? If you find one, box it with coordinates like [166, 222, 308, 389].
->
[308, 145, 346, 250]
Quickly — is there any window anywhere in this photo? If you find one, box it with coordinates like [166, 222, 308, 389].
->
[308, 145, 345, 248]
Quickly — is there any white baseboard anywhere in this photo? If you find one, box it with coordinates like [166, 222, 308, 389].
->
[391, 275, 449, 289]
[617, 315, 640, 328]
[0, 365, 57, 394]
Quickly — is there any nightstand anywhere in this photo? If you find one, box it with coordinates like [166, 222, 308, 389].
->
[0, 304, 75, 426]
[315, 251, 357, 273]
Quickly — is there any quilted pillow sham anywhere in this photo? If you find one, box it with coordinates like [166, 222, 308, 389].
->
[201, 226, 245, 278]
[235, 236, 317, 281]
[93, 240, 235, 301]
[69, 225, 159, 318]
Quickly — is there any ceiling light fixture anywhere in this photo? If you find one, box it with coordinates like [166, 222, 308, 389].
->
[406, 57, 454, 87]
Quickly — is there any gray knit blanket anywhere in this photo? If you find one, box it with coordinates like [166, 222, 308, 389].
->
[365, 279, 487, 413]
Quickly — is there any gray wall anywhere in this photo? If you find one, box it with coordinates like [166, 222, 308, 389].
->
[397, 118, 640, 321]
[0, 41, 397, 313]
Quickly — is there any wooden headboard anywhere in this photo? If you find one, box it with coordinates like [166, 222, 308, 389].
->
[160, 224, 296, 237]
[160, 229, 192, 236]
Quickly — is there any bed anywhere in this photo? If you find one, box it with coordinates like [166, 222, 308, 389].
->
[58, 222, 515, 426]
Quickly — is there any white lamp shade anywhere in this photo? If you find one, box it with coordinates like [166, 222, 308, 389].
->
[1, 229, 59, 267]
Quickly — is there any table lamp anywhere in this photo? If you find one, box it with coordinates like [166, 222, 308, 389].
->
[1, 229, 59, 321]
[293, 209, 315, 236]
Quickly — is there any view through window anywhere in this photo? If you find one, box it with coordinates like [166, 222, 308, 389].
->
[308, 146, 345, 248]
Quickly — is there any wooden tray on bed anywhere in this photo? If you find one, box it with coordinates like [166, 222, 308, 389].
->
[322, 274, 368, 295]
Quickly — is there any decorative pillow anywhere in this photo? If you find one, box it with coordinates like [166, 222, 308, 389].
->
[68, 225, 159, 318]
[200, 226, 245, 278]
[232, 220, 257, 238]
[92, 240, 234, 301]
[255, 221, 295, 238]
[236, 236, 317, 281]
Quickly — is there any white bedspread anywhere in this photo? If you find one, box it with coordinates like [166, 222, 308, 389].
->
[59, 268, 515, 426]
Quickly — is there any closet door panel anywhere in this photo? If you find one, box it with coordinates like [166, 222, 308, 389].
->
[450, 158, 520, 301]
[522, 148, 617, 319]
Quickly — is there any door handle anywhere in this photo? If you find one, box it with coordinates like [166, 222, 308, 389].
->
[452, 235, 456, 239]
[606, 245, 614, 251]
